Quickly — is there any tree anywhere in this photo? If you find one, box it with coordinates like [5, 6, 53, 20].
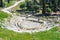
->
[51, 0, 57, 12]
[20, 1, 27, 11]
[0, 0, 3, 7]
[42, 0, 46, 14]
[57, 0, 60, 11]
[58, 0, 60, 6]
[26, 0, 40, 12]
[7, 0, 10, 3]
[33, 5, 40, 12]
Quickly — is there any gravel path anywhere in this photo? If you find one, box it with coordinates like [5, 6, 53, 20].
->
[1, 0, 25, 15]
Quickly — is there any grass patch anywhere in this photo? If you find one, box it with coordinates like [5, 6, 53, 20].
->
[0, 11, 9, 20]
[0, 27, 32, 40]
[4, 1, 16, 7]
[33, 27, 60, 40]
[0, 26, 60, 40]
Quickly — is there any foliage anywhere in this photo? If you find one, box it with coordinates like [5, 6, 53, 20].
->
[20, 2, 26, 10]
[46, 8, 52, 13]
[57, 7, 60, 11]
[4, 1, 15, 7]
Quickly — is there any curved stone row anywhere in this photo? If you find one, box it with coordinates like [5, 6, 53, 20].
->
[9, 16, 56, 30]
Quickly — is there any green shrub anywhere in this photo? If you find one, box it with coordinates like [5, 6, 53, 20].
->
[57, 7, 60, 11]
[46, 8, 52, 13]
[20, 2, 26, 10]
